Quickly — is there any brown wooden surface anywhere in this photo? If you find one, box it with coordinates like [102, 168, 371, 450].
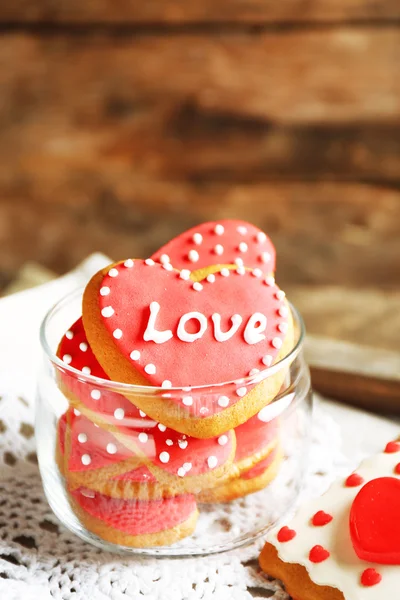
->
[0, 14, 399, 291]
[1, 1, 400, 23]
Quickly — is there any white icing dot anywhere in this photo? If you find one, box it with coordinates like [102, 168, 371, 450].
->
[66, 331, 74, 340]
[74, 409, 81, 416]
[236, 387, 247, 397]
[239, 242, 248, 253]
[100, 286, 110, 296]
[207, 456, 218, 469]
[249, 368, 260, 376]
[178, 439, 188, 449]
[90, 389, 101, 400]
[82, 366, 91, 375]
[278, 323, 288, 334]
[107, 443, 117, 455]
[262, 355, 273, 367]
[161, 380, 172, 388]
[77, 433, 87, 443]
[162, 263, 173, 271]
[179, 269, 191, 280]
[214, 244, 224, 256]
[192, 282, 203, 291]
[79, 342, 88, 352]
[260, 252, 271, 264]
[218, 435, 228, 446]
[108, 268, 119, 278]
[252, 268, 262, 278]
[236, 266, 246, 275]
[130, 350, 141, 361]
[138, 432, 148, 444]
[272, 337, 283, 349]
[113, 329, 123, 339]
[214, 224, 224, 235]
[81, 454, 91, 466]
[220, 268, 230, 277]
[177, 467, 186, 477]
[276, 290, 286, 301]
[144, 363, 156, 375]
[62, 354, 72, 365]
[166, 439, 173, 446]
[182, 396, 193, 406]
[188, 249, 199, 263]
[207, 274, 216, 283]
[257, 231, 267, 243]
[158, 424, 167, 432]
[193, 233, 203, 245]
[279, 306, 289, 318]
[218, 396, 230, 408]
[234, 257, 244, 267]
[159, 451, 170, 464]
[265, 275, 276, 286]
[139, 410, 147, 418]
[183, 462, 192, 472]
[160, 254, 170, 264]
[101, 306, 114, 318]
[237, 226, 248, 235]
[114, 408, 125, 420]
[145, 258, 155, 266]
[124, 259, 134, 268]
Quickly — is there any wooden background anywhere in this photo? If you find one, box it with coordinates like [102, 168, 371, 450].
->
[0, 2, 399, 291]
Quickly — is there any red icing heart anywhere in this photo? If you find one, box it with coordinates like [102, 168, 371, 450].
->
[91, 260, 288, 389]
[277, 526, 296, 542]
[394, 463, 400, 475]
[151, 220, 276, 274]
[311, 511, 333, 527]
[309, 545, 330, 563]
[385, 441, 400, 453]
[360, 568, 382, 587]
[350, 477, 400, 564]
[345, 473, 364, 488]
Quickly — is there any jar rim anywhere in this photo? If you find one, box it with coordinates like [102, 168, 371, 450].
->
[40, 286, 306, 394]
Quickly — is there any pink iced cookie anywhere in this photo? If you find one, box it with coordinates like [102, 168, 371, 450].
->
[82, 259, 293, 437]
[151, 220, 276, 275]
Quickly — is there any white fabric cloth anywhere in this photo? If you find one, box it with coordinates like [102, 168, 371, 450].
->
[0, 254, 398, 600]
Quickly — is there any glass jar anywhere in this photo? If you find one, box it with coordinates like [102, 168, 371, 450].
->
[36, 288, 312, 557]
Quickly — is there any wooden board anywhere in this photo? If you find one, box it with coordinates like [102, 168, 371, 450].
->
[1, 0, 400, 23]
[1, 182, 399, 288]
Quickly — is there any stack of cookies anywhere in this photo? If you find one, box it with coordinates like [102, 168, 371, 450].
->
[55, 220, 295, 547]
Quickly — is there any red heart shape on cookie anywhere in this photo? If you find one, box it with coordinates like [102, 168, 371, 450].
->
[350, 476, 400, 564]
[151, 220, 276, 274]
[83, 259, 289, 389]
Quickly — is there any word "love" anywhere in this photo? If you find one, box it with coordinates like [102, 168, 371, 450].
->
[143, 302, 268, 345]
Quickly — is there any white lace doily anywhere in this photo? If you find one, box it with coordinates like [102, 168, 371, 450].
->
[0, 254, 396, 600]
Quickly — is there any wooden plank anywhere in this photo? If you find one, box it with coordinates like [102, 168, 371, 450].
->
[0, 0, 400, 24]
[0, 182, 399, 288]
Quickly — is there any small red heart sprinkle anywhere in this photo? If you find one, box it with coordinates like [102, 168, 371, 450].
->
[345, 473, 364, 487]
[309, 545, 330, 563]
[277, 526, 296, 542]
[311, 511, 333, 527]
[394, 463, 400, 475]
[361, 568, 382, 587]
[385, 441, 400, 454]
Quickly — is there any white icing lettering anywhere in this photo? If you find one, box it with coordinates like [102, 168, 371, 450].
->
[212, 313, 243, 342]
[143, 302, 173, 344]
[177, 312, 208, 342]
[244, 312, 267, 345]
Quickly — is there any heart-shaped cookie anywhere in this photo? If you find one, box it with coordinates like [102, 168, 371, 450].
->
[350, 476, 400, 564]
[151, 220, 276, 278]
[82, 259, 293, 437]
